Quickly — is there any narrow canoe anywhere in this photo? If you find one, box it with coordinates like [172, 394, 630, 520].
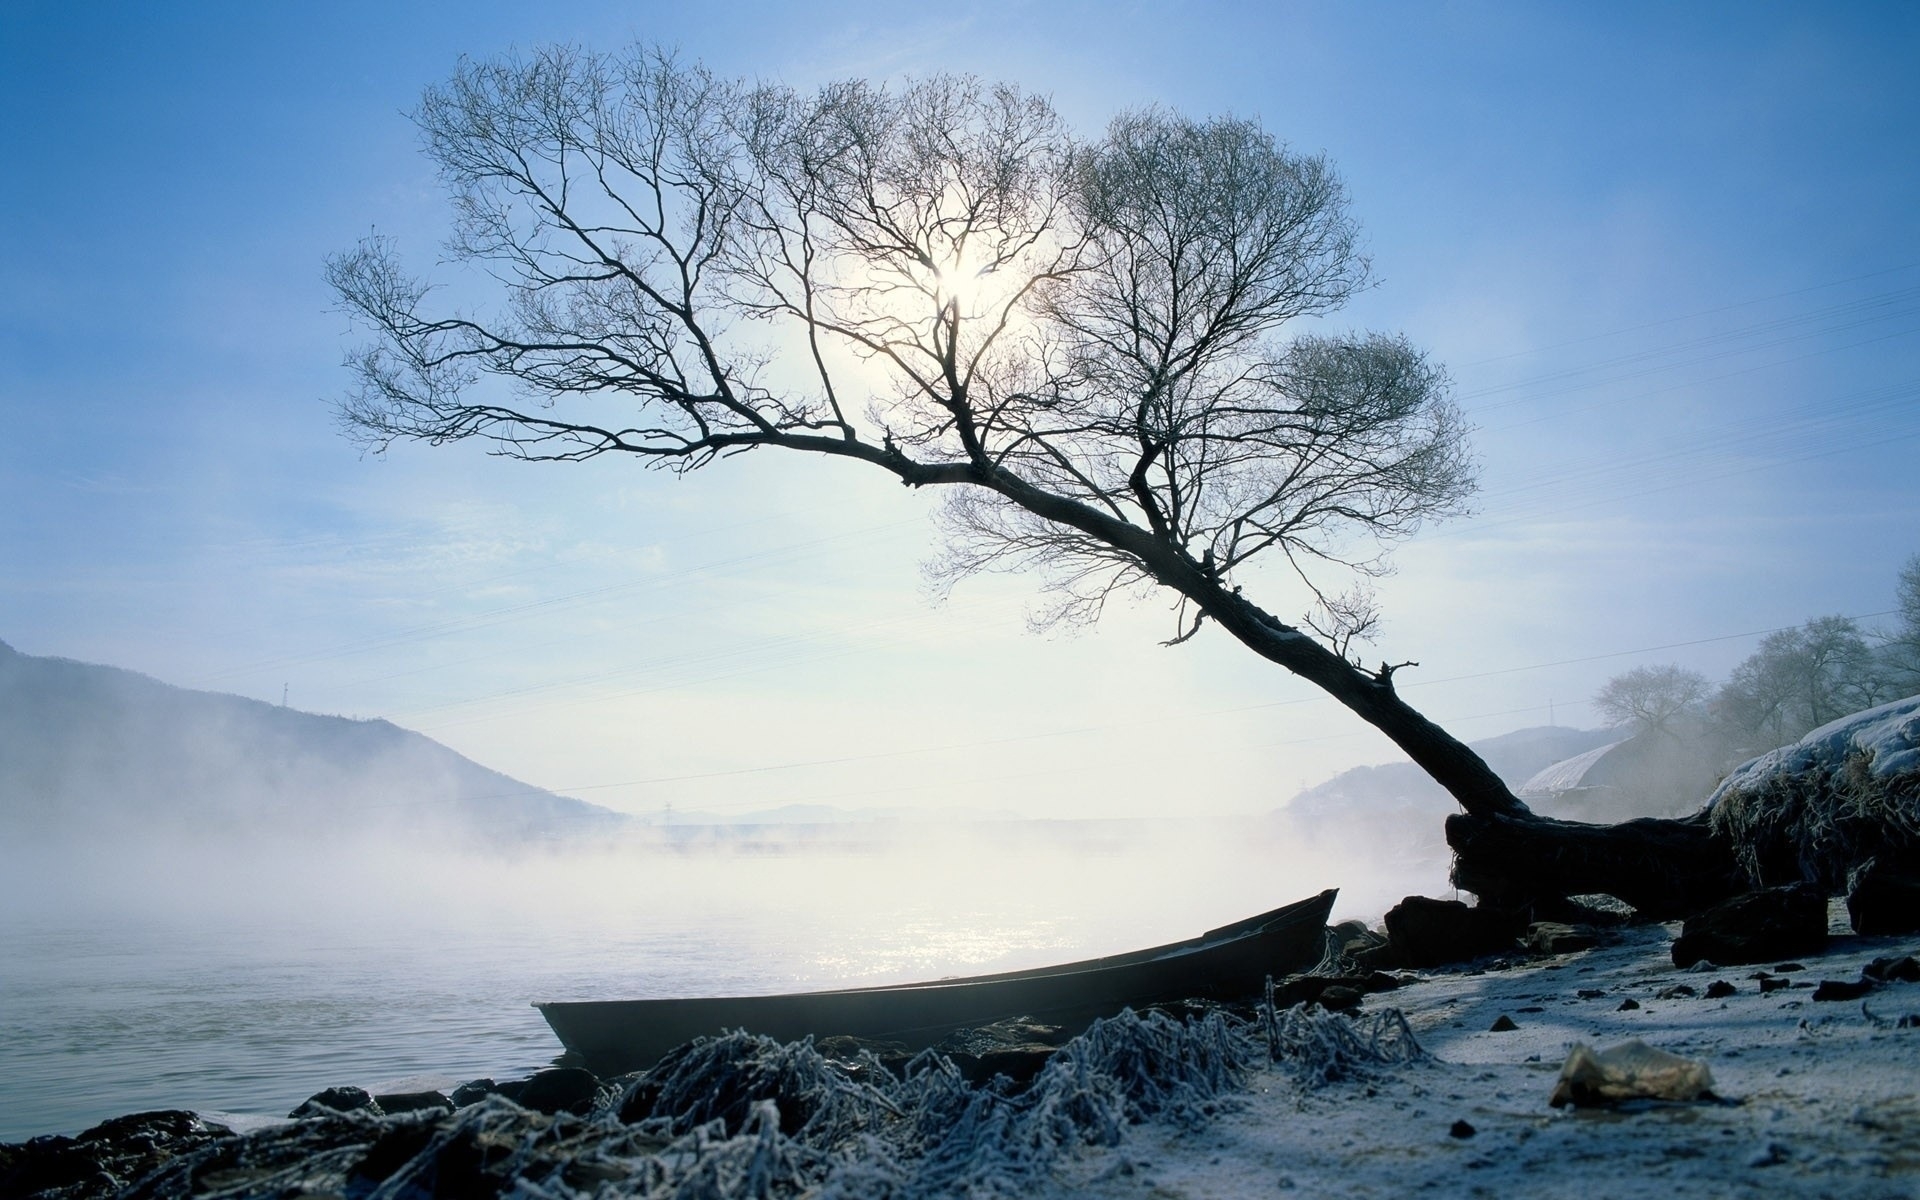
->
[537, 888, 1336, 1072]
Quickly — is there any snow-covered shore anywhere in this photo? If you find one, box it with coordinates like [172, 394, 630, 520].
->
[5, 903, 1915, 1198]
[1060, 903, 1920, 1199]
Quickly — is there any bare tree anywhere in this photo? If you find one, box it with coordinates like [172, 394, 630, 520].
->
[1593, 665, 1710, 738]
[1714, 615, 1898, 757]
[329, 50, 1508, 803]
[1887, 553, 1920, 692]
[332, 47, 1748, 913]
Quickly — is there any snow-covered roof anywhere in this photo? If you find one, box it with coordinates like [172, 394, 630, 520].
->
[1709, 693, 1920, 805]
[1516, 738, 1629, 798]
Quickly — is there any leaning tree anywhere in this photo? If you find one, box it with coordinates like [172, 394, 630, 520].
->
[332, 46, 1743, 914]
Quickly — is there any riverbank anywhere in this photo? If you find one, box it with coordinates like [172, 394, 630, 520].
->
[1060, 906, 1920, 1198]
[4, 905, 1916, 1198]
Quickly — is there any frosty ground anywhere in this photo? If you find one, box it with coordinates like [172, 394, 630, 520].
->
[1058, 904, 1920, 1199]
[14, 900, 1916, 1199]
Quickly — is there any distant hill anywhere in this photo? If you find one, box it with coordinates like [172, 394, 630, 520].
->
[1284, 725, 1620, 821]
[0, 638, 626, 842]
[642, 802, 1026, 827]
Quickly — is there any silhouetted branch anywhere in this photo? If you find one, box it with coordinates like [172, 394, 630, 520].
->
[331, 45, 1529, 822]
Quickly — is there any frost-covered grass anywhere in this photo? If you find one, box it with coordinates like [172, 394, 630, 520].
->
[74, 909, 1920, 1199]
[123, 1003, 1425, 1199]
[1707, 695, 1920, 888]
[1710, 749, 1920, 888]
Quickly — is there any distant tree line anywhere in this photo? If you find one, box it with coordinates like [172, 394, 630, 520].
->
[1595, 552, 1920, 770]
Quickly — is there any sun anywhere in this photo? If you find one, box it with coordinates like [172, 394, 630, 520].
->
[932, 246, 998, 315]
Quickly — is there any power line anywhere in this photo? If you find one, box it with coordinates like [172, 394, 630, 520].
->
[1456, 289, 1920, 412]
[1454, 263, 1920, 369]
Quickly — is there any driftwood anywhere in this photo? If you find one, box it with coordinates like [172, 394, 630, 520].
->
[1445, 809, 1747, 920]
[1450, 697, 1920, 922]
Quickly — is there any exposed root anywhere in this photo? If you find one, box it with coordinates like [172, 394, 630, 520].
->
[1709, 749, 1920, 889]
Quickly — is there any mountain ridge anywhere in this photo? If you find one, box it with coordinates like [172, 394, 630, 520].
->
[0, 638, 624, 841]
[1283, 724, 1620, 820]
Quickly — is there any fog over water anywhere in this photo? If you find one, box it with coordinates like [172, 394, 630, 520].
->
[10, 1, 1913, 1154]
[0, 635, 1458, 1142]
[0, 820, 1426, 1141]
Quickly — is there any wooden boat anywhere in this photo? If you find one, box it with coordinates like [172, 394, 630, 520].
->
[537, 888, 1337, 1072]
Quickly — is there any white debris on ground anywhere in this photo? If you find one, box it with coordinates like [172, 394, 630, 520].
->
[1055, 903, 1920, 1200]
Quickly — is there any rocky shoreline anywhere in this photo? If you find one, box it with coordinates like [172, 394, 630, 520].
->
[6, 895, 1916, 1199]
[0, 1000, 1424, 1199]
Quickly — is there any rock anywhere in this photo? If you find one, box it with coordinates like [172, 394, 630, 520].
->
[514, 1067, 602, 1116]
[1864, 955, 1920, 983]
[1532, 893, 1641, 928]
[373, 1089, 453, 1115]
[1449, 1119, 1476, 1138]
[1330, 919, 1374, 946]
[1657, 985, 1697, 1000]
[1847, 860, 1920, 935]
[0, 1111, 231, 1200]
[933, 1017, 1069, 1084]
[1812, 978, 1875, 1002]
[449, 1078, 499, 1107]
[1270, 975, 1377, 1009]
[1316, 985, 1363, 1013]
[1363, 971, 1409, 993]
[1334, 922, 1400, 969]
[1705, 980, 1737, 999]
[1617, 998, 1640, 1011]
[1350, 939, 1404, 970]
[813, 1035, 914, 1082]
[1668, 884, 1828, 968]
[814, 1029, 910, 1082]
[289, 1086, 382, 1119]
[1758, 976, 1791, 994]
[1489, 1015, 1519, 1032]
[1526, 922, 1599, 955]
[1383, 897, 1524, 968]
[490, 1078, 528, 1103]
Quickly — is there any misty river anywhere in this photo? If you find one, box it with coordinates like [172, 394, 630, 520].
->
[0, 823, 1408, 1141]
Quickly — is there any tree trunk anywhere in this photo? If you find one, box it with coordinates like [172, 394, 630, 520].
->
[1202, 584, 1754, 917]
[1197, 584, 1756, 916]
[996, 472, 1534, 820]
[990, 475, 1752, 915]
[1446, 809, 1746, 919]
[1200, 588, 1530, 819]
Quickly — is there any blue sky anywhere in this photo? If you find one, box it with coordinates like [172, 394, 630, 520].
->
[3, 2, 1917, 819]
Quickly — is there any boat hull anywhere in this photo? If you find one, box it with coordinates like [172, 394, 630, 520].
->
[537, 888, 1336, 1073]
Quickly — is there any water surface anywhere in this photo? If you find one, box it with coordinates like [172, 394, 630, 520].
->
[0, 824, 1357, 1141]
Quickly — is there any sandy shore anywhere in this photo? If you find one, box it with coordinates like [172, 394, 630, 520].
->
[1056, 904, 1920, 1198]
